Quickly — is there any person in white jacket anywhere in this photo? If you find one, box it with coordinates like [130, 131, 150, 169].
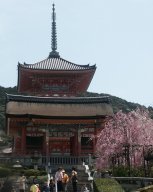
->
[55, 167, 63, 192]
[18, 174, 27, 192]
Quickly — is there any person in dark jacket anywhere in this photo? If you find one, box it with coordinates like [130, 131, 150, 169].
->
[49, 178, 55, 192]
[42, 182, 50, 192]
[71, 167, 78, 192]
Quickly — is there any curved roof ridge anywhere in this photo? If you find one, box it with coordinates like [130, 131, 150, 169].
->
[19, 57, 96, 71]
[6, 93, 109, 99]
[6, 94, 110, 104]
[59, 57, 94, 68]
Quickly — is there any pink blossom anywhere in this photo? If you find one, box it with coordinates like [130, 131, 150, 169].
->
[95, 108, 153, 169]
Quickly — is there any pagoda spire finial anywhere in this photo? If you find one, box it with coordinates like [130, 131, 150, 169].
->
[48, 3, 60, 58]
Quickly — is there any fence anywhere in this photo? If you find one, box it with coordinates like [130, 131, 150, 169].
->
[0, 155, 89, 168]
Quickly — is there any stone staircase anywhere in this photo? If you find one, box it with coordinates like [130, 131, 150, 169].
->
[67, 164, 93, 192]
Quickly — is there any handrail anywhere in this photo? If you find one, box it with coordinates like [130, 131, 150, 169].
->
[112, 177, 153, 181]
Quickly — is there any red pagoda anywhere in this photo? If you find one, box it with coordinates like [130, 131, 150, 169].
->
[5, 4, 113, 166]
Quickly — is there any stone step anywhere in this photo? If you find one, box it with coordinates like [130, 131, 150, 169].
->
[67, 182, 92, 192]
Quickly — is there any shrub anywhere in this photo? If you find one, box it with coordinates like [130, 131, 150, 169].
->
[0, 167, 11, 177]
[130, 167, 144, 177]
[112, 166, 145, 177]
[93, 178, 125, 192]
[0, 180, 14, 192]
[27, 175, 48, 185]
[113, 166, 129, 177]
[24, 169, 41, 177]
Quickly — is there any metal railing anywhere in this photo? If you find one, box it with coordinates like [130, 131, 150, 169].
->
[113, 177, 153, 191]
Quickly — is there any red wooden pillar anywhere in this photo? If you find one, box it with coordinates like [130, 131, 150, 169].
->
[21, 127, 26, 155]
[74, 133, 78, 155]
[70, 132, 78, 156]
[77, 128, 81, 156]
[93, 137, 96, 155]
[43, 133, 46, 155]
[93, 122, 97, 155]
[46, 129, 49, 156]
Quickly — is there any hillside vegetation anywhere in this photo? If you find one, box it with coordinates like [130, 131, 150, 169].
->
[0, 86, 153, 131]
[0, 86, 17, 131]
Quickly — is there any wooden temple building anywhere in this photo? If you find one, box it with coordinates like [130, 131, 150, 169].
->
[5, 4, 113, 165]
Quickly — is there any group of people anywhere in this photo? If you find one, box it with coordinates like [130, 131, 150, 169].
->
[29, 166, 78, 192]
[54, 166, 78, 192]
[14, 166, 78, 192]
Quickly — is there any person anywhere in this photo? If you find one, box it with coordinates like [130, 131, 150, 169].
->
[18, 173, 27, 192]
[93, 169, 101, 179]
[33, 176, 39, 184]
[55, 167, 63, 192]
[30, 183, 39, 192]
[42, 182, 50, 192]
[62, 170, 69, 192]
[71, 167, 78, 192]
[11, 186, 16, 192]
[0, 180, 13, 192]
[36, 184, 41, 192]
[81, 184, 89, 192]
[103, 170, 111, 178]
[49, 177, 55, 192]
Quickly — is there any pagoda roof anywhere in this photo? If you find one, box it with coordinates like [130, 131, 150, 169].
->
[6, 94, 113, 117]
[6, 94, 110, 104]
[18, 57, 96, 71]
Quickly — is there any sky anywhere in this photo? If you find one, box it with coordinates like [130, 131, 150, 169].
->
[0, 0, 153, 107]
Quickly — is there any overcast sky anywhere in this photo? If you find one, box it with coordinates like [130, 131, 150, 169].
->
[0, 0, 153, 107]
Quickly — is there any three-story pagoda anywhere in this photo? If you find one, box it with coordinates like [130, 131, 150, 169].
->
[5, 4, 113, 165]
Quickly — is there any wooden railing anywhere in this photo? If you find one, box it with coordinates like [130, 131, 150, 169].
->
[0, 155, 89, 167]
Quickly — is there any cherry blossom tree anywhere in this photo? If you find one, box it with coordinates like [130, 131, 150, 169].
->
[95, 108, 153, 170]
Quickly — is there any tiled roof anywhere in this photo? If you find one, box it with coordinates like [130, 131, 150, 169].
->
[18, 57, 96, 71]
[6, 94, 111, 104]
